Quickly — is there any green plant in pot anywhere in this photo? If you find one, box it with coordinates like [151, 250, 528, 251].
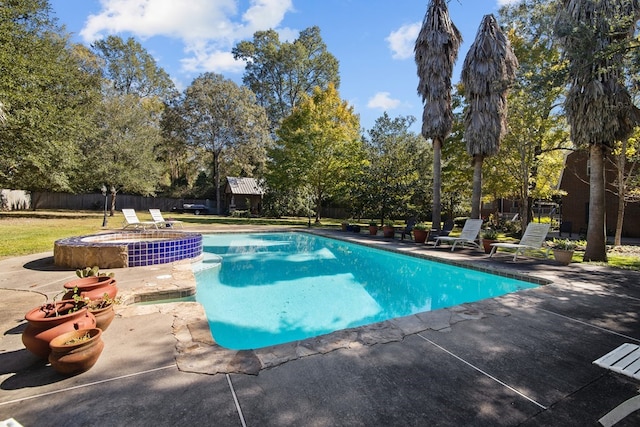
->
[368, 221, 379, 235]
[413, 222, 429, 244]
[481, 228, 499, 254]
[383, 221, 395, 238]
[552, 238, 576, 265]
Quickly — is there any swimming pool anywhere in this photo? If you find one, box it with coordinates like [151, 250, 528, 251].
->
[194, 232, 538, 350]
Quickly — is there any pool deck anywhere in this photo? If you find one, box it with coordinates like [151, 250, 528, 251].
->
[2, 226, 640, 426]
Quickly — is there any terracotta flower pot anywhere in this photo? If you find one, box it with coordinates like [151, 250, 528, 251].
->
[22, 301, 96, 359]
[482, 239, 497, 254]
[49, 328, 104, 376]
[63, 276, 118, 301]
[90, 303, 115, 331]
[413, 229, 429, 244]
[383, 226, 395, 238]
[369, 226, 378, 235]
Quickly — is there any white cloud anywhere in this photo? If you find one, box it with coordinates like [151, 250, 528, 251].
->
[496, 0, 522, 5]
[80, 0, 294, 74]
[367, 92, 401, 110]
[386, 22, 420, 60]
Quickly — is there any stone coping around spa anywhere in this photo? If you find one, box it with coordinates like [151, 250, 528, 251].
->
[56, 230, 201, 246]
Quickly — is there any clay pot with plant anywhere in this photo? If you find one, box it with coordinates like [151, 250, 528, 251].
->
[383, 221, 395, 238]
[368, 221, 379, 235]
[481, 229, 499, 254]
[49, 328, 104, 375]
[413, 223, 429, 244]
[552, 238, 576, 265]
[22, 300, 96, 359]
[62, 267, 117, 301]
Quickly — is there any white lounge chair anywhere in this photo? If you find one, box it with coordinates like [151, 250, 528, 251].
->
[488, 222, 551, 261]
[122, 209, 159, 230]
[149, 209, 183, 228]
[593, 343, 640, 426]
[432, 219, 483, 251]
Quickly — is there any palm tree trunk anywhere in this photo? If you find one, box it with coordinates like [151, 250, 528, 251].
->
[432, 137, 442, 232]
[583, 144, 607, 262]
[470, 154, 483, 219]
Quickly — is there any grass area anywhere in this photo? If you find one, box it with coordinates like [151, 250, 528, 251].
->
[0, 210, 333, 259]
[1, 210, 638, 271]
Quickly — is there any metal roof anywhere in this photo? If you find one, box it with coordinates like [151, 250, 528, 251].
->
[226, 177, 264, 195]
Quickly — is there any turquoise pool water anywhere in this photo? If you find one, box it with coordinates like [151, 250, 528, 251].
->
[194, 232, 537, 350]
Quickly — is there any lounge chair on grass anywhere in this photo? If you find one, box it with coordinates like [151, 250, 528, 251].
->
[432, 218, 483, 251]
[149, 209, 183, 228]
[488, 222, 551, 261]
[122, 208, 159, 230]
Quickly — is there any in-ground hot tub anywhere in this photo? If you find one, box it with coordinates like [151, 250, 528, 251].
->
[54, 231, 203, 269]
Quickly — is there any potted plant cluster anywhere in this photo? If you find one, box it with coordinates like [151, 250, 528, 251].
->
[21, 266, 118, 375]
[481, 228, 499, 254]
[552, 238, 576, 265]
[413, 223, 429, 244]
[368, 221, 379, 235]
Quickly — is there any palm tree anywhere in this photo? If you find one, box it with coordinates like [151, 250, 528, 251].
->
[461, 14, 518, 219]
[414, 0, 462, 232]
[555, 0, 640, 262]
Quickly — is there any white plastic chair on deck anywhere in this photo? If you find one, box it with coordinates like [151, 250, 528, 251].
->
[431, 219, 483, 251]
[488, 222, 551, 261]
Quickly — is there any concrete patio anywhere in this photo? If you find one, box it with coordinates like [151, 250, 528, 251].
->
[1, 227, 640, 426]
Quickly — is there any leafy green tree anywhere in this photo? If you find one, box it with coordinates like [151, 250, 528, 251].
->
[181, 73, 271, 213]
[555, 0, 640, 261]
[79, 92, 165, 213]
[270, 83, 363, 222]
[92, 35, 176, 102]
[356, 113, 430, 225]
[233, 26, 340, 131]
[484, 0, 570, 230]
[0, 0, 101, 195]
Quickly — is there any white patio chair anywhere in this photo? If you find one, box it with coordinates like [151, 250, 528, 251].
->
[149, 209, 183, 228]
[488, 222, 551, 261]
[432, 219, 483, 251]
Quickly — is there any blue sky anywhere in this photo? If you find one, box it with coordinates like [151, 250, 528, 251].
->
[49, 0, 519, 132]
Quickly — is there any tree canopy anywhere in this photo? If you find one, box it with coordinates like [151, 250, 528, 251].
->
[233, 26, 340, 131]
[269, 83, 362, 221]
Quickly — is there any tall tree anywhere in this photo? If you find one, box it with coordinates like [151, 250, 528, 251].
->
[414, 0, 462, 232]
[555, 0, 640, 261]
[486, 0, 569, 231]
[461, 14, 518, 219]
[92, 35, 176, 102]
[357, 113, 429, 225]
[0, 0, 101, 194]
[233, 26, 340, 131]
[181, 73, 271, 213]
[270, 83, 363, 222]
[80, 91, 165, 214]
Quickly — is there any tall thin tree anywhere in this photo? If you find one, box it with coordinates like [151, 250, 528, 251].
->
[461, 14, 518, 219]
[415, 0, 462, 232]
[555, 0, 640, 261]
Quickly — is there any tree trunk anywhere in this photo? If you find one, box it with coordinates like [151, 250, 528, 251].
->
[614, 139, 627, 247]
[432, 137, 442, 232]
[470, 154, 484, 219]
[583, 144, 608, 262]
[213, 152, 221, 214]
[109, 187, 117, 217]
